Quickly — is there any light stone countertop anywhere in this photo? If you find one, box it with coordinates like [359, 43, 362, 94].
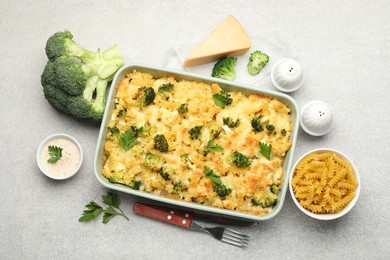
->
[1, 1, 389, 259]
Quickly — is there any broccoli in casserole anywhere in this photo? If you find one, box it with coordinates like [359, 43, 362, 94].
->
[144, 153, 163, 170]
[223, 117, 240, 128]
[138, 87, 156, 106]
[154, 134, 169, 153]
[158, 83, 174, 95]
[230, 151, 252, 168]
[128, 179, 141, 190]
[251, 192, 278, 208]
[251, 116, 264, 132]
[189, 126, 203, 140]
[212, 89, 233, 108]
[178, 103, 188, 115]
[271, 184, 280, 195]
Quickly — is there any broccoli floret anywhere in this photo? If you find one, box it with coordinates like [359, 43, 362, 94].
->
[109, 126, 120, 136]
[213, 184, 232, 197]
[247, 50, 269, 75]
[159, 167, 172, 180]
[173, 181, 182, 193]
[211, 57, 237, 81]
[266, 124, 275, 134]
[189, 126, 202, 140]
[108, 171, 124, 183]
[154, 134, 169, 153]
[128, 179, 141, 190]
[251, 116, 263, 132]
[251, 192, 278, 208]
[223, 117, 240, 128]
[178, 103, 188, 115]
[212, 90, 232, 108]
[158, 83, 174, 95]
[230, 151, 251, 168]
[144, 153, 163, 170]
[41, 30, 124, 123]
[130, 124, 144, 137]
[281, 129, 287, 136]
[116, 108, 127, 117]
[138, 87, 156, 106]
[271, 184, 280, 195]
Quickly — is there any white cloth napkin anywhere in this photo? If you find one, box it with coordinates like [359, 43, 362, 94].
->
[163, 31, 299, 90]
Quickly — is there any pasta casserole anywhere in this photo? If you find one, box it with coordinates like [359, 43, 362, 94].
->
[101, 70, 293, 216]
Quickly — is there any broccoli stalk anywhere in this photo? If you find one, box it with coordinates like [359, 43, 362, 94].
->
[41, 30, 124, 123]
[211, 57, 237, 81]
[247, 50, 269, 75]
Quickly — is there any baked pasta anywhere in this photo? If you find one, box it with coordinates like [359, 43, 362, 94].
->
[101, 70, 293, 216]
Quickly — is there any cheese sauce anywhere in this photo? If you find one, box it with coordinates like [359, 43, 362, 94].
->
[41, 137, 80, 177]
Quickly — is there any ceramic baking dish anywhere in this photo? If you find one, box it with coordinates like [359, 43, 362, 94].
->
[93, 64, 300, 222]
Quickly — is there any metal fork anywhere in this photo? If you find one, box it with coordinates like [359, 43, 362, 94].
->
[190, 221, 250, 247]
[133, 202, 250, 247]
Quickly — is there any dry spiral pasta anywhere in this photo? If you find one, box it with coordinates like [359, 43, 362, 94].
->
[292, 152, 358, 214]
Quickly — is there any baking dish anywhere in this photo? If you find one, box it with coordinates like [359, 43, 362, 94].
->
[93, 64, 300, 222]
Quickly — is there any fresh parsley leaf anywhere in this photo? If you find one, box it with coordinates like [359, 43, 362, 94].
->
[259, 142, 272, 160]
[119, 128, 140, 151]
[101, 192, 129, 222]
[204, 166, 222, 185]
[203, 140, 223, 155]
[102, 206, 120, 224]
[79, 201, 103, 222]
[102, 192, 120, 208]
[47, 145, 63, 163]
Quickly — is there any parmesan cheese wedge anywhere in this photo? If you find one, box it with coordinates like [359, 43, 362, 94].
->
[183, 15, 251, 67]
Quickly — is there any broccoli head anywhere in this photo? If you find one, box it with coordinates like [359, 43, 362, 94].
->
[154, 134, 169, 153]
[41, 30, 124, 123]
[212, 89, 232, 108]
[251, 116, 263, 132]
[270, 184, 280, 195]
[144, 153, 163, 171]
[211, 57, 237, 81]
[189, 126, 202, 140]
[128, 179, 141, 190]
[251, 192, 278, 208]
[138, 87, 156, 106]
[213, 184, 232, 197]
[230, 151, 251, 168]
[223, 117, 240, 128]
[247, 50, 269, 75]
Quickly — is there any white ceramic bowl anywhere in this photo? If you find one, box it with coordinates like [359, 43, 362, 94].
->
[289, 148, 360, 220]
[271, 58, 304, 92]
[37, 133, 83, 180]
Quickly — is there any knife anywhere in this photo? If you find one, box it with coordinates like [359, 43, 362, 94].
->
[133, 202, 258, 227]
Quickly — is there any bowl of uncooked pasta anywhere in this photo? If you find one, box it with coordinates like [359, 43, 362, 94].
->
[289, 148, 360, 220]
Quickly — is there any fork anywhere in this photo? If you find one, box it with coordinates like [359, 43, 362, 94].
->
[133, 202, 250, 247]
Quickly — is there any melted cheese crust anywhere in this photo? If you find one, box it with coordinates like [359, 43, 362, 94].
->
[102, 70, 292, 216]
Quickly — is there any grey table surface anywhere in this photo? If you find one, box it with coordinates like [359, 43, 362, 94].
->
[1, 0, 389, 259]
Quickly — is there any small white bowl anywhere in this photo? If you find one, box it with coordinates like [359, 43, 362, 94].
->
[289, 148, 360, 220]
[37, 133, 83, 180]
[271, 58, 304, 92]
[300, 101, 333, 136]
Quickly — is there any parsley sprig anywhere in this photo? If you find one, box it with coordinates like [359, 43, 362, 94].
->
[79, 192, 129, 224]
[203, 140, 223, 155]
[119, 128, 139, 151]
[204, 166, 221, 185]
[259, 142, 272, 160]
[47, 145, 63, 163]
